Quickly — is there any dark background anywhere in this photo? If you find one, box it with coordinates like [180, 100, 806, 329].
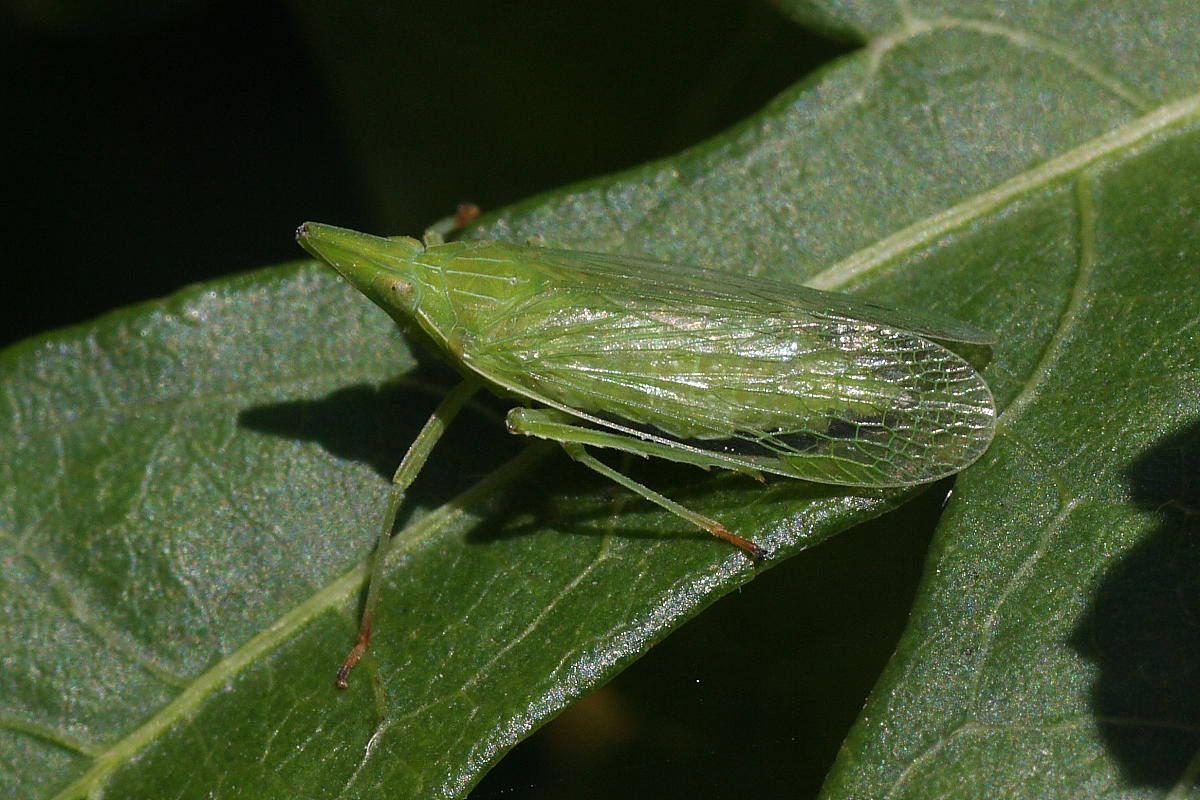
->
[3, 3, 947, 798]
[3, 0, 845, 349]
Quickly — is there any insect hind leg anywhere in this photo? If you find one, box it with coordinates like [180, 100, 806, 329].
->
[558, 441, 767, 560]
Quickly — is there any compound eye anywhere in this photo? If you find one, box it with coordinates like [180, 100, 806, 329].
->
[386, 278, 417, 305]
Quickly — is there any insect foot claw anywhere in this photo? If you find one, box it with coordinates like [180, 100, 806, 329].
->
[711, 524, 768, 561]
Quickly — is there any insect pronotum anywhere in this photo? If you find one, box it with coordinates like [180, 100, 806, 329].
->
[295, 219, 996, 687]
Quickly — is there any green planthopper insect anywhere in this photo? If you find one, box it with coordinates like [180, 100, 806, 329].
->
[295, 220, 996, 687]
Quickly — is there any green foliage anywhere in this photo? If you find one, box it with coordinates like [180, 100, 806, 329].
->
[4, 1, 1199, 798]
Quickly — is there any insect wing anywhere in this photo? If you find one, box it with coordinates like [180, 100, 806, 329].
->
[526, 247, 996, 345]
[464, 245, 995, 488]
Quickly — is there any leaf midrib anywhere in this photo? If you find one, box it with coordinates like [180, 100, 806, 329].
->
[809, 93, 1200, 292]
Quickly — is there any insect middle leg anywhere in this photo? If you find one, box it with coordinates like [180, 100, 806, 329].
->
[505, 408, 767, 559]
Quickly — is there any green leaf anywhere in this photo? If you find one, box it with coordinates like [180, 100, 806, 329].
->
[5, 3, 1199, 799]
[821, 117, 1200, 797]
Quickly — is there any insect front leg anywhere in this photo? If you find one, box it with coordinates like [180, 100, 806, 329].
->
[337, 377, 482, 689]
[420, 202, 481, 246]
[505, 407, 767, 560]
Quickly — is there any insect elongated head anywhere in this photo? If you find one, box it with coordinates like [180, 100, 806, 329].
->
[296, 222, 425, 318]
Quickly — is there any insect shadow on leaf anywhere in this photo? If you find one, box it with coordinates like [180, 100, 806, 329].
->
[237, 365, 519, 518]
